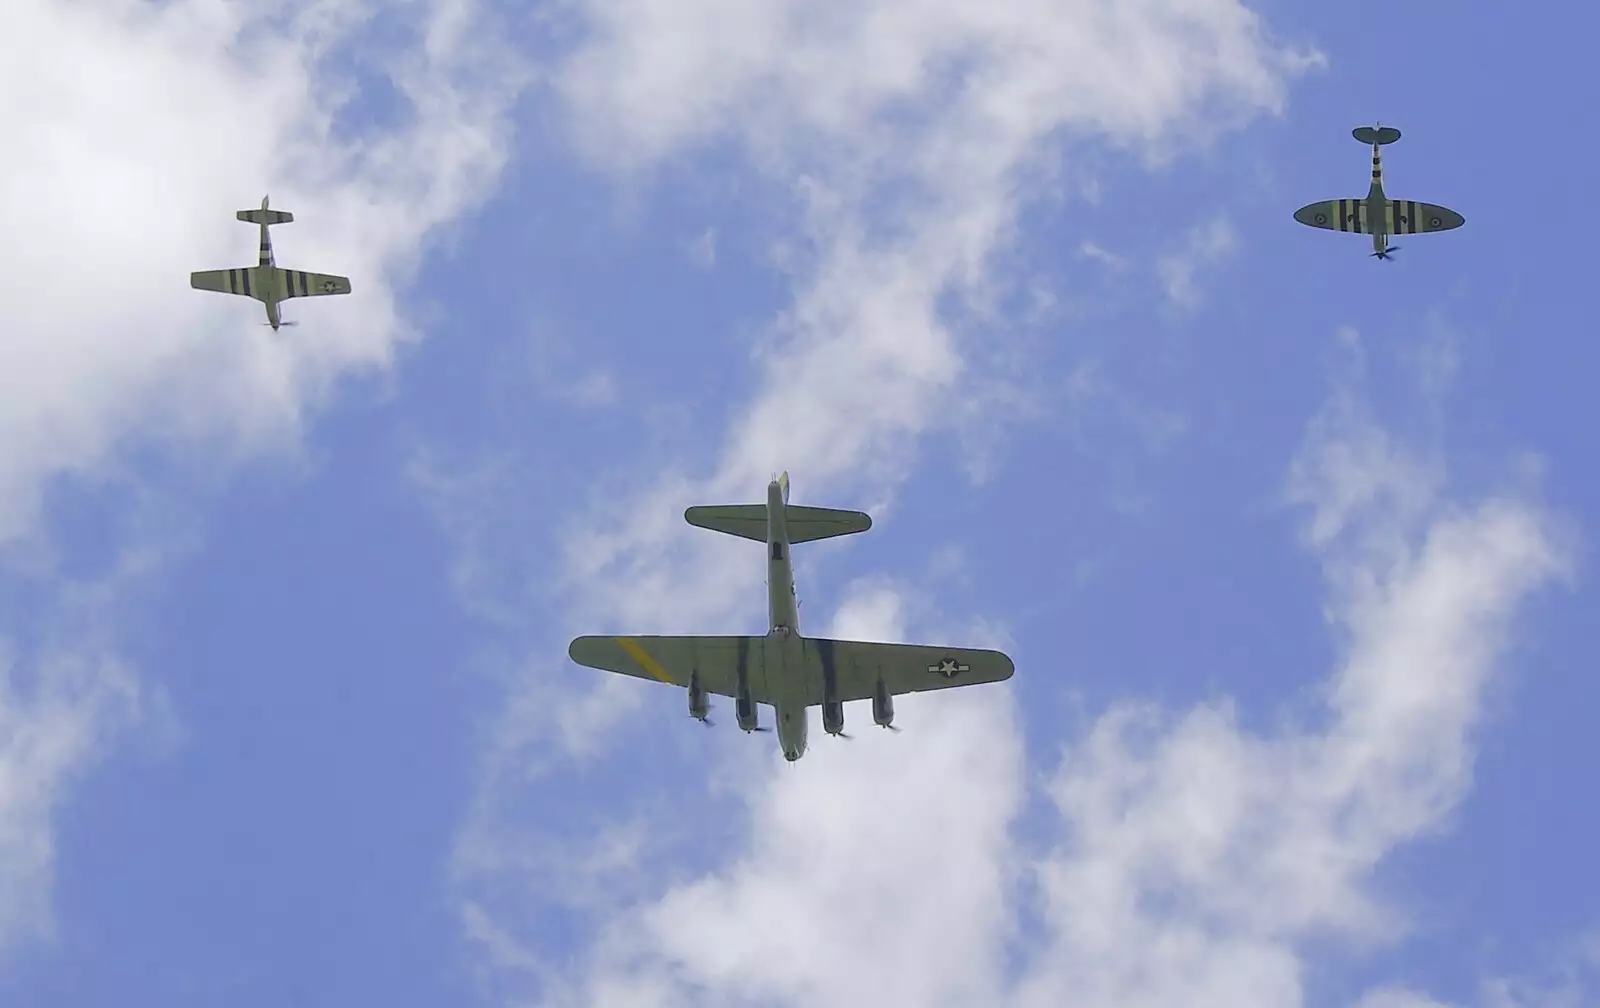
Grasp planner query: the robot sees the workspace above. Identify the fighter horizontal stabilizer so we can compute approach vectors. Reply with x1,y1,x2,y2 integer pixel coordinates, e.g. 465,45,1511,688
238,207,294,226
1353,125,1402,146
685,504,872,543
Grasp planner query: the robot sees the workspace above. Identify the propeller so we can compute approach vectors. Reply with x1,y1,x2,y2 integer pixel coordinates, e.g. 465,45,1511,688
830,730,854,740
881,723,902,733
265,320,300,327
1371,246,1400,261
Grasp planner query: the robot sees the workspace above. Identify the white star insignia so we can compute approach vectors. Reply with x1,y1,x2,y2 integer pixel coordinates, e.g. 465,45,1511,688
927,657,970,677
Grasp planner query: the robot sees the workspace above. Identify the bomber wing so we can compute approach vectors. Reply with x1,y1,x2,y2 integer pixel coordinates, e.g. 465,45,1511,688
567,634,1014,706
568,634,757,698
810,637,1014,703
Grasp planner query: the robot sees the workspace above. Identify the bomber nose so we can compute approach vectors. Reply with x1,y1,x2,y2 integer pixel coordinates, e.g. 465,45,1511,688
784,750,800,762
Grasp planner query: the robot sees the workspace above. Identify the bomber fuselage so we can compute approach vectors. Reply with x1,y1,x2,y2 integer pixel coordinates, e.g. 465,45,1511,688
764,477,809,761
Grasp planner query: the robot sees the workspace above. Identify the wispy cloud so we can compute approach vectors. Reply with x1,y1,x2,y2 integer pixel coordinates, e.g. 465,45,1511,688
1158,214,1239,306
685,227,718,269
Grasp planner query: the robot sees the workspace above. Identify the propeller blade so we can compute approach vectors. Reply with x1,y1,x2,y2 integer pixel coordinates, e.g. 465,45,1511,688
881,723,902,733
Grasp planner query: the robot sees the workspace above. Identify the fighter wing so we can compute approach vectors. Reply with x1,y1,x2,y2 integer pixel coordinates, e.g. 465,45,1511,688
1294,199,1378,233
190,268,256,296
1386,200,1465,234
277,268,352,299
568,634,761,698
812,637,1014,703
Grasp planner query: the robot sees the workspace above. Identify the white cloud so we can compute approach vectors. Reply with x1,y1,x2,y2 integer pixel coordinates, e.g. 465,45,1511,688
1477,931,1600,1008
0,0,524,953
0,530,174,954
686,227,718,269
0,643,139,951
1158,214,1239,306
1356,990,1455,1008
1079,240,1128,270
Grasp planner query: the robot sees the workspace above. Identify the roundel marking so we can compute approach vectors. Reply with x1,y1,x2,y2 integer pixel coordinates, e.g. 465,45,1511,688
1428,215,1443,228
1313,212,1328,225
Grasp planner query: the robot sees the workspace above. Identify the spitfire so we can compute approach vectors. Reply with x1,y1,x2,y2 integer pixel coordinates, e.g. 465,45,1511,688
1294,125,1465,261
190,196,352,329
567,473,1016,762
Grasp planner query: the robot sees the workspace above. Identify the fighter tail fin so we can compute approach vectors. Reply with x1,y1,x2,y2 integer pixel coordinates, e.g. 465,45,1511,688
685,504,872,544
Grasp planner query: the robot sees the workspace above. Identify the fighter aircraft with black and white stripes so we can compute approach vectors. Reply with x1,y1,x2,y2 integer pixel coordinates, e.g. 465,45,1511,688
1294,125,1465,261
567,473,1015,762
190,196,351,329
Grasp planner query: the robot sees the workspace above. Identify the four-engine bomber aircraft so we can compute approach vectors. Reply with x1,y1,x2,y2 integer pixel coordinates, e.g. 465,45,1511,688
190,196,352,329
1294,125,1465,260
568,473,1016,762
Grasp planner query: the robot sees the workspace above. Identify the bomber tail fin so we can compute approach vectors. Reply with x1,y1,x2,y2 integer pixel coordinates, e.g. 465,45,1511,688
685,503,872,544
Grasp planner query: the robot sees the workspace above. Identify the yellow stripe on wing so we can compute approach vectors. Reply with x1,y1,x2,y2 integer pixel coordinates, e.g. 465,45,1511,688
615,636,676,684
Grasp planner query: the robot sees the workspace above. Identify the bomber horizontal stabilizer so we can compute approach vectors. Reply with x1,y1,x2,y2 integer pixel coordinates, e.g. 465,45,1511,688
685,504,872,543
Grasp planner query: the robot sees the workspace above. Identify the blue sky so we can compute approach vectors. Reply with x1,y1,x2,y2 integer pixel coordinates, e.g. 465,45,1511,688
2,1,1597,1006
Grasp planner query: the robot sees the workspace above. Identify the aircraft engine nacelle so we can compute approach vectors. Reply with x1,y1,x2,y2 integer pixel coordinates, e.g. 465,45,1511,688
688,673,710,722
736,690,759,732
823,699,845,736
872,679,894,729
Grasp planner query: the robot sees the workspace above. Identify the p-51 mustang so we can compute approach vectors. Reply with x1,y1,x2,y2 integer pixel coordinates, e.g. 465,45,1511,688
1294,125,1464,260
568,473,1016,762
190,196,351,329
